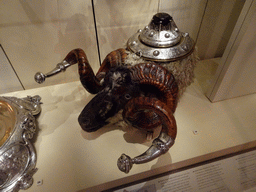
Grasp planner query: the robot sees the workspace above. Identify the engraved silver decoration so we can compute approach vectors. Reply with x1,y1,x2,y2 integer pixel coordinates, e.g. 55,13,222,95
127,13,195,62
117,132,174,173
0,95,41,192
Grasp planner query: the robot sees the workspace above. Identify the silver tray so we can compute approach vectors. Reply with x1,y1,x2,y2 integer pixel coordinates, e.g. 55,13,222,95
0,95,41,192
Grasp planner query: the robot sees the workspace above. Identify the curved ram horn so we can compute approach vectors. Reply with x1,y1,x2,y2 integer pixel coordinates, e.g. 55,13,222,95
118,97,177,173
65,48,102,94
128,63,178,130
34,48,128,94
96,48,128,81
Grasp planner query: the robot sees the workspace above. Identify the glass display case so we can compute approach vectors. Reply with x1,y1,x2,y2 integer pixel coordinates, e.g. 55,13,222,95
0,0,255,191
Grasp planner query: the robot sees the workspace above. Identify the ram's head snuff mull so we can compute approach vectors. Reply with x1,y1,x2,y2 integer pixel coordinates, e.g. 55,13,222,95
34,13,198,173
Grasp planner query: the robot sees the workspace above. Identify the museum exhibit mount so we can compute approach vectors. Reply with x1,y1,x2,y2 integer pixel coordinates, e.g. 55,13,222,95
34,12,198,173
0,96,41,191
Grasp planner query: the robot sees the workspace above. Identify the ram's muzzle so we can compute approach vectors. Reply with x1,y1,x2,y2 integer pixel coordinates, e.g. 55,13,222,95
78,89,118,132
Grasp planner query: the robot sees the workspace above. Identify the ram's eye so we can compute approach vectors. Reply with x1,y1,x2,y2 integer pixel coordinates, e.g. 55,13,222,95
116,77,123,84
125,94,132,100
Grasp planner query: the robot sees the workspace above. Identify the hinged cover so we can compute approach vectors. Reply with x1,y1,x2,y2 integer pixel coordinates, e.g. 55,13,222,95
127,13,195,62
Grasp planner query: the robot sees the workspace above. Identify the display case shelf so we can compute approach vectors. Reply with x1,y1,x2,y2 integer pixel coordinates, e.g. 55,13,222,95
1,59,255,192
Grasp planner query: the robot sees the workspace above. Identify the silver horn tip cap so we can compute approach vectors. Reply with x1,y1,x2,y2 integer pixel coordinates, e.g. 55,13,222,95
34,72,45,84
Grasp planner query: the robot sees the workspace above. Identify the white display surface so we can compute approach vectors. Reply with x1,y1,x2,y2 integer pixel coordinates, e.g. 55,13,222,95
1,67,256,191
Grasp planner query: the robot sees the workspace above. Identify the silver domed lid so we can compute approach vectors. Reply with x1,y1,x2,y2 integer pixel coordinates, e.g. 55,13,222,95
127,13,195,62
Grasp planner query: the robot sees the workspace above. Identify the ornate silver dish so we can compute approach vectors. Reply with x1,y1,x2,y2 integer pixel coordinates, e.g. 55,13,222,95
0,95,41,192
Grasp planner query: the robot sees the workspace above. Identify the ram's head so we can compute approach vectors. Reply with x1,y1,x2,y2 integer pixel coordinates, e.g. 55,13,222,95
35,12,198,173
35,48,179,173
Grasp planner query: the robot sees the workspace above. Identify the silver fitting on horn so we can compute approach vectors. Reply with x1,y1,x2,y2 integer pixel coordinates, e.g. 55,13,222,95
117,132,175,173
34,60,71,84
127,12,195,62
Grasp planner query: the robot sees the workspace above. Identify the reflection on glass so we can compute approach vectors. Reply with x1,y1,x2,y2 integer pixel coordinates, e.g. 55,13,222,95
0,101,16,147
